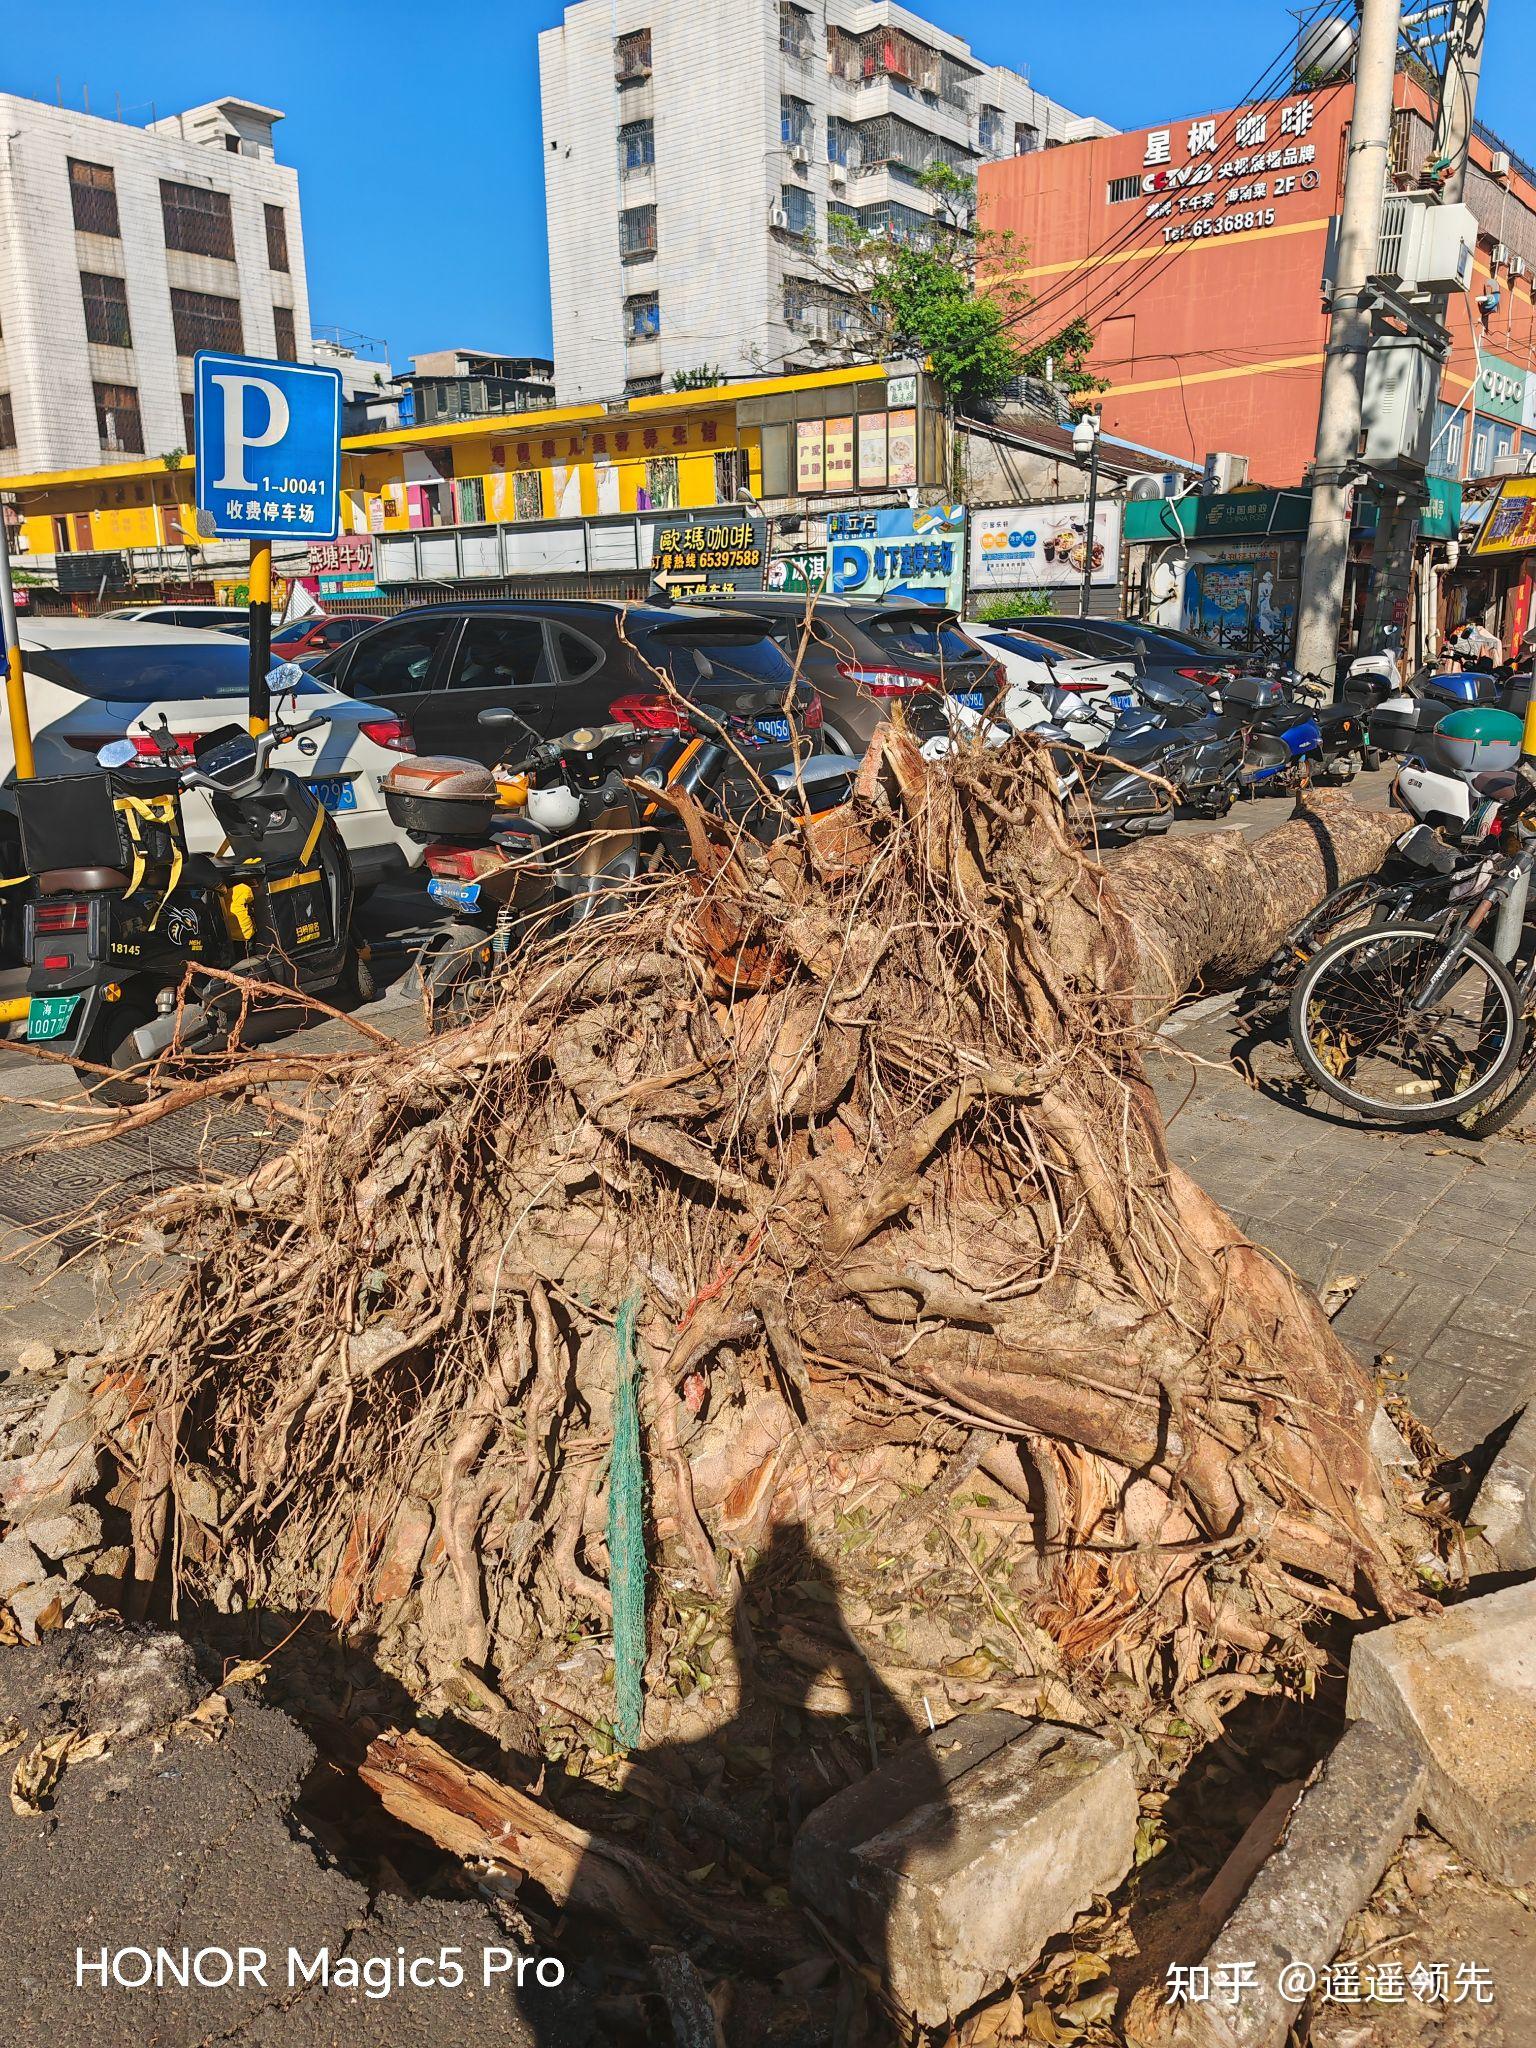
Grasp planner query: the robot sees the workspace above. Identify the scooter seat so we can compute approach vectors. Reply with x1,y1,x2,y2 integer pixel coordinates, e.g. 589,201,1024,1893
36,866,129,894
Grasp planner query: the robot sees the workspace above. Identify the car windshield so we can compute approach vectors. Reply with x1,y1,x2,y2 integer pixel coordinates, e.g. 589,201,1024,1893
988,632,1074,664
866,617,981,665
48,642,323,703
631,626,795,690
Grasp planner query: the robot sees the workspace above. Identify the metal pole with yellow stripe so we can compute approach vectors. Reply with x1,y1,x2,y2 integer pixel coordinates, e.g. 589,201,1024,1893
248,539,273,737
0,509,35,780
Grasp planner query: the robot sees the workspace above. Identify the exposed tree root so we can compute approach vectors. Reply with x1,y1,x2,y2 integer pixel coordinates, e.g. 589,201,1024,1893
79,733,1420,1751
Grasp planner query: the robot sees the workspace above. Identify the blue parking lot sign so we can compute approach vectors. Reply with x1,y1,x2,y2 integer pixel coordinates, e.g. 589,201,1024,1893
194,352,342,542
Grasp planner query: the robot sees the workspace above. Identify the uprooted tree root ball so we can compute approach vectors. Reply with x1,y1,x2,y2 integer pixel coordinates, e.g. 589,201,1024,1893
86,730,1422,1745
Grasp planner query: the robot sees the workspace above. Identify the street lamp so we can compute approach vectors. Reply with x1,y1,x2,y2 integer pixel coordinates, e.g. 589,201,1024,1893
1072,411,1102,620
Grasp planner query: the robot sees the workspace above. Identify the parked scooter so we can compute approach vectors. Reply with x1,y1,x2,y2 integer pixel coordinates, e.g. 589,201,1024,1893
385,708,858,1027
1344,656,1506,757
17,706,366,1098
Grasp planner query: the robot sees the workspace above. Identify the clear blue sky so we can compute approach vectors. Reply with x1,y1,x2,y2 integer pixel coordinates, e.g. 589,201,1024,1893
8,1,1528,369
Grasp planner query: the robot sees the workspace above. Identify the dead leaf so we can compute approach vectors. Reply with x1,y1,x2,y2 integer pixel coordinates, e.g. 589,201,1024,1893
220,1657,268,1687
10,1729,109,1815
0,1717,25,1760
1058,1987,1117,2029
942,1651,997,1682
1022,2004,1073,2046
174,1692,231,1740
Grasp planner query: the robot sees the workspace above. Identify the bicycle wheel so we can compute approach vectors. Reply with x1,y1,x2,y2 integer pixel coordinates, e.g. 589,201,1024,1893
1243,876,1393,1013
1460,1037,1536,1136
1288,920,1525,1123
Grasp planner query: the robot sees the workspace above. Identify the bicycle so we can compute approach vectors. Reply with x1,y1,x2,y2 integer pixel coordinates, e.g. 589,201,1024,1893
1287,821,1536,1126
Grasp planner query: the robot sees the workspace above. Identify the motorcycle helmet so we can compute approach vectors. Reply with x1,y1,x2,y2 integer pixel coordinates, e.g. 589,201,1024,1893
1432,707,1523,777
525,782,583,831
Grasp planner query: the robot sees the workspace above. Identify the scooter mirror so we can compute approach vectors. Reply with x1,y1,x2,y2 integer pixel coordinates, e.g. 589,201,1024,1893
265,661,306,695
96,738,140,769
478,705,533,730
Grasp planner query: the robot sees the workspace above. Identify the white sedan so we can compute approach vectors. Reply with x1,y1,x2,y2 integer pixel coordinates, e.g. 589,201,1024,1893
962,619,1138,706
0,619,421,891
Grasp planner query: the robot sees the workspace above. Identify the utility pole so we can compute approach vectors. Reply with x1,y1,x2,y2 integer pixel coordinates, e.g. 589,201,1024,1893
1293,0,1405,686
1363,0,1486,657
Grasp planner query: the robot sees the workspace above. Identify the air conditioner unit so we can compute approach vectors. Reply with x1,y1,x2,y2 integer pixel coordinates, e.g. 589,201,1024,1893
1493,241,1510,269
1490,149,1512,178
828,161,847,187
1492,449,1521,476
1371,192,1478,297
1199,451,1250,495
791,147,810,172
770,205,790,228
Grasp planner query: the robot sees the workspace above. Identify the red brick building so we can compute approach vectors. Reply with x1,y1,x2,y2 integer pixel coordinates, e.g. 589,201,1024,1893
979,76,1536,490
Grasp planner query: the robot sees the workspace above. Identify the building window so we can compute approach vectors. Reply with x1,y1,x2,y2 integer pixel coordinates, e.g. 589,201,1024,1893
273,305,297,360
828,204,859,250
0,392,14,449
978,106,1005,155
615,28,652,81
1429,400,1465,479
160,179,236,260
512,471,543,521
455,475,487,522
1014,122,1039,155
781,96,812,155
170,286,243,356
777,185,814,241
264,203,290,271
80,270,132,348
181,391,196,449
1107,174,1142,204
714,448,749,501
827,117,855,169
780,3,812,58
94,381,144,454
619,204,657,261
619,120,655,173
625,375,663,396
625,292,660,340
644,455,679,509
69,158,120,238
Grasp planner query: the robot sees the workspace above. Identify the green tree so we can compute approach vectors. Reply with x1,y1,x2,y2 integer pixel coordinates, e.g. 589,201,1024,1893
817,164,1102,417
669,363,727,391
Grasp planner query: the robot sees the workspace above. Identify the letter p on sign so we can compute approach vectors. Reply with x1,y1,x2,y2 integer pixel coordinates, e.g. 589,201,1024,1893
194,351,343,542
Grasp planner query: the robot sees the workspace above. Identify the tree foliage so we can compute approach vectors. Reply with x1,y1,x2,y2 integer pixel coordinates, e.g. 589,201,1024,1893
816,164,1103,415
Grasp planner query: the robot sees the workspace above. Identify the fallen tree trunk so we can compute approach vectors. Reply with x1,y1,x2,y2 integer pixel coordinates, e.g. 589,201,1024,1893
82,733,1419,1740
1106,790,1405,1024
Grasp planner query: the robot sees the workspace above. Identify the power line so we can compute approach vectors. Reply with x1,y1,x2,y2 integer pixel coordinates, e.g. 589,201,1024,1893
1012,0,1355,340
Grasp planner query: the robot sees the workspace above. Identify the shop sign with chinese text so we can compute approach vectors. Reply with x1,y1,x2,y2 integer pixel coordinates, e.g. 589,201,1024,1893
827,504,965,608
650,514,768,591
1119,95,1330,250
969,501,1121,590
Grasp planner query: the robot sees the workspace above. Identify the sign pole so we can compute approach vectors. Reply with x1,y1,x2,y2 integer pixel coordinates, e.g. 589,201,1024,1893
248,539,272,736
0,516,34,781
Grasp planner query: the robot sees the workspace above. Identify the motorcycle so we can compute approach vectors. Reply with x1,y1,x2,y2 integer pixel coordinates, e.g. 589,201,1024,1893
16,707,366,1098
385,709,858,1028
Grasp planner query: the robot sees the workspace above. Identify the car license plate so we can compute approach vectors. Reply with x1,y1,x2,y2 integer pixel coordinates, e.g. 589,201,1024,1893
427,877,481,913
27,994,83,1042
1109,691,1134,711
953,690,987,711
308,777,357,812
753,716,791,744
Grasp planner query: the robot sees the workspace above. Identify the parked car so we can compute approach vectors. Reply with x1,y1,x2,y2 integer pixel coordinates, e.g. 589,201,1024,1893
218,614,385,657
105,604,252,631
962,619,1137,701
0,621,420,911
307,599,821,771
697,593,1002,753
999,615,1237,700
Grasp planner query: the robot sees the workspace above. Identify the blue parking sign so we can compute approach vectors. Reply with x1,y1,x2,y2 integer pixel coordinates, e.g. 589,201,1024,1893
194,352,342,542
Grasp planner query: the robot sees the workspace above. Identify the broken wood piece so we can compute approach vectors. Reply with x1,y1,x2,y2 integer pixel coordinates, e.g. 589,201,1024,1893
360,1728,813,1962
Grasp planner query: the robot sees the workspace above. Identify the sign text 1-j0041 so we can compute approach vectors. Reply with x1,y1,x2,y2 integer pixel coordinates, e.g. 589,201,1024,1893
194,352,343,542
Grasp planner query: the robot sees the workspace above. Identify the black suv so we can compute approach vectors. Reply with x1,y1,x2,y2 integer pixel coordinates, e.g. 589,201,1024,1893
713,593,1002,752
307,600,822,768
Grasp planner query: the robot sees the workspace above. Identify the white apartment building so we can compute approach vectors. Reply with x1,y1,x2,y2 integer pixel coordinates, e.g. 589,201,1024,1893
539,0,1111,404
0,92,312,478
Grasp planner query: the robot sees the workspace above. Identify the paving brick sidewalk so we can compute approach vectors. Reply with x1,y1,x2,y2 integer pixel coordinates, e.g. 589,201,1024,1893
1154,1005,1536,1456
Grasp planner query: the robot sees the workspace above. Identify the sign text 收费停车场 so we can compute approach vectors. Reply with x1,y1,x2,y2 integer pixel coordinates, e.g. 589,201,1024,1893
194,352,343,542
